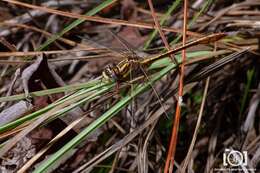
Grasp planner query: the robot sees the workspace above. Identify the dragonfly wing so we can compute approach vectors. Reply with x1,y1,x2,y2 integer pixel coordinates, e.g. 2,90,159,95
80,35,126,59
107,29,147,60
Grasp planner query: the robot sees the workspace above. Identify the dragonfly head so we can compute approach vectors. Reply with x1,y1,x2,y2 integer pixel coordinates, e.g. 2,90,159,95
102,64,120,82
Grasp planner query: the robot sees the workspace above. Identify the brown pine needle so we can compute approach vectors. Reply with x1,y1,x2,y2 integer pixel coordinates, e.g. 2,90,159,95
1,23,91,48
164,0,188,172
0,49,110,57
147,0,178,64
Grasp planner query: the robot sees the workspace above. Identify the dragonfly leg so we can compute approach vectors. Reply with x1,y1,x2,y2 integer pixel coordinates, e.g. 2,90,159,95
115,82,120,96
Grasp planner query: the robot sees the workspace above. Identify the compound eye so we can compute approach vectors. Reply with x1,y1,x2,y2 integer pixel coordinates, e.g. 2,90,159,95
104,69,112,78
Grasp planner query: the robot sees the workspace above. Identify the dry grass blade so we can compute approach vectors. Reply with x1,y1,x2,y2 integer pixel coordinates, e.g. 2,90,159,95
138,118,158,173
198,0,259,31
180,77,210,172
0,121,30,140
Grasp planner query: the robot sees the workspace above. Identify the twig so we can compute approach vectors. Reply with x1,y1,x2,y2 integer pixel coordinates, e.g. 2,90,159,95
164,0,188,172
0,37,17,52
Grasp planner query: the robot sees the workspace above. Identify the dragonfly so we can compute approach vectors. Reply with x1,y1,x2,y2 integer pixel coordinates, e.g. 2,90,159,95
102,32,226,82
98,31,226,129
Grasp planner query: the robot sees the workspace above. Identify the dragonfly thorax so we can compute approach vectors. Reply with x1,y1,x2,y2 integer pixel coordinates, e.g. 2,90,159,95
102,58,140,82
102,64,121,81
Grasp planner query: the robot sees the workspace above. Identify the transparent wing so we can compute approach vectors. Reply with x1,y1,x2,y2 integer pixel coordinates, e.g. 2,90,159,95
108,30,141,59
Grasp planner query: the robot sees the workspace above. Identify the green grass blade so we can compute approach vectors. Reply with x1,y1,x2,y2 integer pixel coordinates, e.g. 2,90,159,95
240,68,255,116
149,50,211,69
0,79,100,102
189,0,213,27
